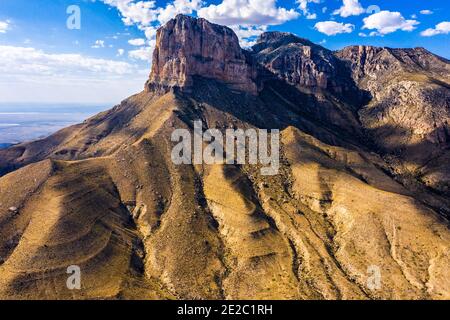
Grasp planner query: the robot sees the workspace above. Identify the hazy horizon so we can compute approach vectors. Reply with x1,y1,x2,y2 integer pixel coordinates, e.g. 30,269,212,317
0,103,108,144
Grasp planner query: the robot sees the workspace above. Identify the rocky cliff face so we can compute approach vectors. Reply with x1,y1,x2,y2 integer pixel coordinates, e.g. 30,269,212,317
253,32,329,89
337,45,450,84
253,32,360,99
148,14,257,94
251,31,369,140
337,46,450,193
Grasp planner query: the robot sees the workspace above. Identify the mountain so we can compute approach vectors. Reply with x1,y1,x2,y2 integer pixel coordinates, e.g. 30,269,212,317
0,14,449,300
337,46,450,194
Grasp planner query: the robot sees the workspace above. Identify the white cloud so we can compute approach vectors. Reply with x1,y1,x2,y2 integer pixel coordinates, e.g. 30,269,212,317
296,0,320,19
420,10,433,15
231,25,268,47
296,0,320,12
198,1,299,47
362,11,419,35
129,46,154,61
102,0,203,27
102,0,158,26
0,20,10,33
421,21,450,37
314,21,354,36
198,0,299,26
128,38,146,46
0,45,146,103
117,48,125,56
143,26,158,40
333,0,365,18
0,46,135,76
157,0,203,24
92,40,105,48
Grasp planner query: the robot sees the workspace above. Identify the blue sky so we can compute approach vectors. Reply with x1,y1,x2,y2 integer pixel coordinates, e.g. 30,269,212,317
0,0,448,104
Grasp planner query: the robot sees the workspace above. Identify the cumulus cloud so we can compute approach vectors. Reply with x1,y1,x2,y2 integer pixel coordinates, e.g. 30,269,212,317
421,21,450,37
0,45,135,76
314,21,354,36
198,0,299,26
129,46,154,61
157,0,203,24
102,0,203,27
296,0,320,19
420,10,433,15
128,38,146,46
102,0,158,26
0,20,10,33
362,11,419,35
117,48,125,56
231,25,268,47
197,0,299,46
333,0,365,18
0,45,147,103
296,0,320,12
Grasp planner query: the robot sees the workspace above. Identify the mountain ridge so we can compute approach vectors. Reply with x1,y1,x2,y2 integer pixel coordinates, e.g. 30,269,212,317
0,14,449,300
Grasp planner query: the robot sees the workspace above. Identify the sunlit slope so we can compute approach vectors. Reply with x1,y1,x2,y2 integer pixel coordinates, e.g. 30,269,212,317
0,88,448,299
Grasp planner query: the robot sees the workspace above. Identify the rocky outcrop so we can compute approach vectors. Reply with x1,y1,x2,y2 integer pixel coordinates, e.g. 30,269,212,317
147,14,257,94
250,31,367,138
252,32,363,104
336,46,400,84
253,32,330,90
337,45,450,193
337,45,450,84
337,45,450,154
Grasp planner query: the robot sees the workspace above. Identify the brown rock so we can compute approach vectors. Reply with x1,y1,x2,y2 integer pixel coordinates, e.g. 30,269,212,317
252,32,361,98
337,45,450,154
147,14,257,94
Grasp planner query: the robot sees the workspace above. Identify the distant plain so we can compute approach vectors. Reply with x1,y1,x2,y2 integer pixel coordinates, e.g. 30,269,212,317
0,104,108,145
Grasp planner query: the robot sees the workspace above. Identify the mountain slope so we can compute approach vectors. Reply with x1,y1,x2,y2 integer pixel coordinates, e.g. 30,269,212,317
337,46,450,195
0,14,449,300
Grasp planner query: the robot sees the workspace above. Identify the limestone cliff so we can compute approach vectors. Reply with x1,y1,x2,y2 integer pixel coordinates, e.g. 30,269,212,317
147,14,257,94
